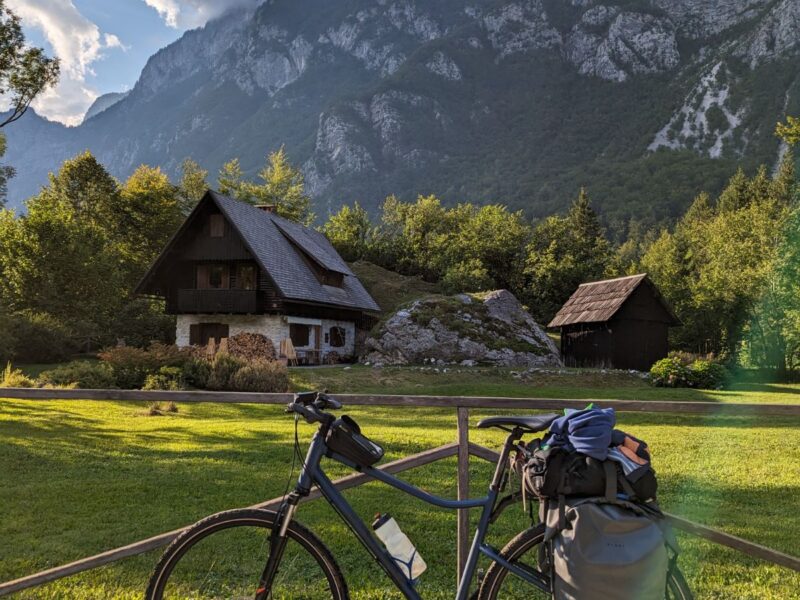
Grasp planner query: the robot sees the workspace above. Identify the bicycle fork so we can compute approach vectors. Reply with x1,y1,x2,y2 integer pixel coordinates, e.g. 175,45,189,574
254,496,299,600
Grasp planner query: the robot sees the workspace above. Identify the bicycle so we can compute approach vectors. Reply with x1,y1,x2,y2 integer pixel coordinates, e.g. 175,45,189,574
146,391,693,599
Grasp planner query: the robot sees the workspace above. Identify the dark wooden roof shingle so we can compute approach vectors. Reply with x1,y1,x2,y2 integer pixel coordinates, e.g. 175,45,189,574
211,191,379,312
548,273,678,327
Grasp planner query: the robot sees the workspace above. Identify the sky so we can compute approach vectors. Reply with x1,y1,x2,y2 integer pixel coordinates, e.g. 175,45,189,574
9,0,260,126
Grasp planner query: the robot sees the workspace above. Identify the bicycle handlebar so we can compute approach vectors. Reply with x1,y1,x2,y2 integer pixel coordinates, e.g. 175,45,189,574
287,391,341,424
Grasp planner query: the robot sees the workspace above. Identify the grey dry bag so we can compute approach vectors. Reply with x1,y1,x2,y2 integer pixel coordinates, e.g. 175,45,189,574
544,497,676,600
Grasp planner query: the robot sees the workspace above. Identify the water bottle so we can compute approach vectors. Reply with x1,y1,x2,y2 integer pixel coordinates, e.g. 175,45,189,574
372,513,427,581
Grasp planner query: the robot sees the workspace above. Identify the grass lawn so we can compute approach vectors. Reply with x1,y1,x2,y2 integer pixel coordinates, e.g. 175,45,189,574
1,367,799,599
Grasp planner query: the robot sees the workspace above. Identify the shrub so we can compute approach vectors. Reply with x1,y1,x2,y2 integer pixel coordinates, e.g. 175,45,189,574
230,360,289,392
98,346,157,389
9,312,77,363
146,342,194,368
649,357,691,387
99,343,194,389
0,312,16,364
0,362,35,388
207,353,247,390
688,359,729,389
143,366,186,391
183,357,211,389
39,361,115,389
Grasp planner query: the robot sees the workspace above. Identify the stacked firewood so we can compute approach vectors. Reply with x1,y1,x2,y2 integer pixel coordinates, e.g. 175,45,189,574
226,332,277,361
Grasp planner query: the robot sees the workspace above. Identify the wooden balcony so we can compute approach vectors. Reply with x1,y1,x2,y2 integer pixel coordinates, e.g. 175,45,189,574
176,289,258,314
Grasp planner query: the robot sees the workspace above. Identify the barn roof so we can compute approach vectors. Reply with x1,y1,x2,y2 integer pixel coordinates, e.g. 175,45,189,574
547,273,679,328
138,191,380,313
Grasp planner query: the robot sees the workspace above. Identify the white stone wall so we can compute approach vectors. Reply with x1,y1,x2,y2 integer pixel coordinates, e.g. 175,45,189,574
176,314,286,355
176,314,356,359
320,319,356,357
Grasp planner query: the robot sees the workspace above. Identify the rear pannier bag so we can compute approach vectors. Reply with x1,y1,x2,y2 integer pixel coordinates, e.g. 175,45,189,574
544,498,671,600
325,415,384,466
524,445,658,504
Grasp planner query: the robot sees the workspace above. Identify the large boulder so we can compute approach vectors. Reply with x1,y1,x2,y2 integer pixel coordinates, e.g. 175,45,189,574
363,290,562,367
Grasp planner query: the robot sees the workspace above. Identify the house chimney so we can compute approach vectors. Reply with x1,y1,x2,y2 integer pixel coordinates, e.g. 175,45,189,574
255,204,276,213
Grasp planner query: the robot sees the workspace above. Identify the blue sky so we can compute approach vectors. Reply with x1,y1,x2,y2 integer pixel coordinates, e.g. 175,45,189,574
23,1,182,96
10,0,259,125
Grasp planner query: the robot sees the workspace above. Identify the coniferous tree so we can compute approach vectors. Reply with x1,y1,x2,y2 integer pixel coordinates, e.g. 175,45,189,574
217,158,247,200
177,158,208,213
522,188,612,322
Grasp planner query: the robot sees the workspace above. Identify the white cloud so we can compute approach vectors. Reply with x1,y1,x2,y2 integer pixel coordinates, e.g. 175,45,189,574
8,0,125,125
143,0,260,29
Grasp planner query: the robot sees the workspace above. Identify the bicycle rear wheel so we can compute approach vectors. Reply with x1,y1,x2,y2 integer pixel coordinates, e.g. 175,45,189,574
479,524,693,599
146,508,348,600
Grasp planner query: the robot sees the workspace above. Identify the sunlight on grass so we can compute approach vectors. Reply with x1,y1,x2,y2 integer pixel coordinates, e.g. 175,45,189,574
1,368,799,598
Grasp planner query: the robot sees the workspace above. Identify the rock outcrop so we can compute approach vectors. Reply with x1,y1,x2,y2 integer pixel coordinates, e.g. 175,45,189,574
363,290,561,367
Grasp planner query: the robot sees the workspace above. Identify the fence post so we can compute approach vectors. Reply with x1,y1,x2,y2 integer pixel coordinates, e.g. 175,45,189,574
456,406,470,583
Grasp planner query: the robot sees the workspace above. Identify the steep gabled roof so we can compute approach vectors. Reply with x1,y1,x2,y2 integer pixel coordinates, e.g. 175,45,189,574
548,273,679,328
138,191,380,313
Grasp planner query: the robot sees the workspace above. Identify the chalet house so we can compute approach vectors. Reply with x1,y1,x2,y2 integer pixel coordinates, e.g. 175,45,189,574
136,191,380,363
548,274,680,371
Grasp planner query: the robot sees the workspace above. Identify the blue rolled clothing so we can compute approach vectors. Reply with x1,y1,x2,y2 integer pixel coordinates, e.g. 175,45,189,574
543,407,617,460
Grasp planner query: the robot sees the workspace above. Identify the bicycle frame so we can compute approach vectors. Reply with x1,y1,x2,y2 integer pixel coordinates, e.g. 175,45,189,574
267,419,551,600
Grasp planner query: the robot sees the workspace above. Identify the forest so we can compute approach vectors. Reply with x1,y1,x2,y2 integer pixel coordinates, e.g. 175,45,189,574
0,123,798,377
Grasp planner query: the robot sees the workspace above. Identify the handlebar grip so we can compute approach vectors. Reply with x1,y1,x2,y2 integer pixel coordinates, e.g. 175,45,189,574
320,394,342,410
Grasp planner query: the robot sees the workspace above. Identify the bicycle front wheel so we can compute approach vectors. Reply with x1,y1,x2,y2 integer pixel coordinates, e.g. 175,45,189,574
146,508,348,600
479,524,693,599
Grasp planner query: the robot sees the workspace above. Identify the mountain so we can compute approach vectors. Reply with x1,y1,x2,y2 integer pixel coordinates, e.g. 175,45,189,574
82,91,130,123
5,0,800,227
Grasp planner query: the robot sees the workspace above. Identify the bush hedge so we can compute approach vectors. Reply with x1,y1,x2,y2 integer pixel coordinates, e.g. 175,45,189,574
650,355,728,389
94,344,289,392
687,359,729,389
98,343,194,389
143,366,186,391
9,312,77,364
39,361,116,389
230,359,289,392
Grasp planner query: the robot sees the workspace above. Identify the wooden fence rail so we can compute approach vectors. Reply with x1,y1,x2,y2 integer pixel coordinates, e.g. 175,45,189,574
1,389,799,597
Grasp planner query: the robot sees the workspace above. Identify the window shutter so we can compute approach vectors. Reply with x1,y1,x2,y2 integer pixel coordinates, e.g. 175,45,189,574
189,324,200,346
210,214,225,237
196,265,210,289
221,265,230,289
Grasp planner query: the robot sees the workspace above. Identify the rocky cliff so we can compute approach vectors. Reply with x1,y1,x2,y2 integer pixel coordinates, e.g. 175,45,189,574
5,0,799,222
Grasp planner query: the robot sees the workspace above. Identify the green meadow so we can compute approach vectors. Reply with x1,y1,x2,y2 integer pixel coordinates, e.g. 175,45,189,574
1,367,799,599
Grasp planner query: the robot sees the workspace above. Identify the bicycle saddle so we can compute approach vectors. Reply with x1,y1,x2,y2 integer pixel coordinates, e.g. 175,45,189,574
476,414,559,433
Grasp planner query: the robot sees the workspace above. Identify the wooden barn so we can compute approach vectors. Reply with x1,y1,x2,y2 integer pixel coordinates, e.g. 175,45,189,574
548,274,680,371
136,190,380,364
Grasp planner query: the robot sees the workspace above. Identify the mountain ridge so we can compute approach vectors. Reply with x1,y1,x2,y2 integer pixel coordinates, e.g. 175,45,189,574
5,0,799,225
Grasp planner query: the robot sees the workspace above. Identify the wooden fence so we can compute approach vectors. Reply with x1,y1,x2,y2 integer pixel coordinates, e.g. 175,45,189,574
1,389,799,596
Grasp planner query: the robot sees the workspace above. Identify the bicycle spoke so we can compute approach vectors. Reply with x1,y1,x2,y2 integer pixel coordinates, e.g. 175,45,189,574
158,523,334,599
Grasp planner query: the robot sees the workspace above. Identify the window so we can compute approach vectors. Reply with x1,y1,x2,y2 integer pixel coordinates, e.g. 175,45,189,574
197,264,229,289
237,264,256,290
290,324,310,347
210,214,225,237
329,326,346,348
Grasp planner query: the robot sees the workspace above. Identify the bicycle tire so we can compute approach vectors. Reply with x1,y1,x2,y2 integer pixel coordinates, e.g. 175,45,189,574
146,508,349,600
479,523,693,600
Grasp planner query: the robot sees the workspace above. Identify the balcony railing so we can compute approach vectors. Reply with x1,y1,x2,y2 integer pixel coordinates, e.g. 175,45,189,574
176,289,258,314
